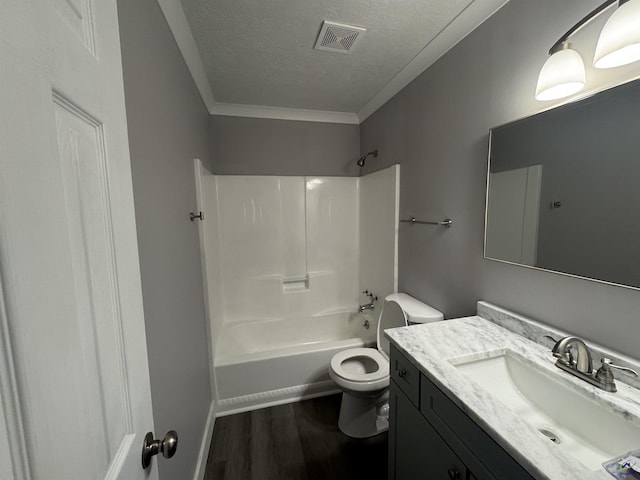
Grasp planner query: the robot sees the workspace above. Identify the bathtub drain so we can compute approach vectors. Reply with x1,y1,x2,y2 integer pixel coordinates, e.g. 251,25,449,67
538,428,561,444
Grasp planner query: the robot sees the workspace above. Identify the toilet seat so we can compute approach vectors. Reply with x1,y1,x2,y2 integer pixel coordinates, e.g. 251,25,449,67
330,347,389,384
329,294,444,438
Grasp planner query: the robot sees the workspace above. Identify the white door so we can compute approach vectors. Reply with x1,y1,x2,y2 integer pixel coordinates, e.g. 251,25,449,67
486,165,543,266
0,0,157,479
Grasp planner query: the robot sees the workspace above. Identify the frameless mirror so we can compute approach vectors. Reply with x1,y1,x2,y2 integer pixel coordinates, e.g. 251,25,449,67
485,78,640,289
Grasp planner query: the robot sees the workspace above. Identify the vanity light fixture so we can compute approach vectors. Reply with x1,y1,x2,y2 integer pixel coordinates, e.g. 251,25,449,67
535,43,586,101
535,0,640,101
595,0,640,68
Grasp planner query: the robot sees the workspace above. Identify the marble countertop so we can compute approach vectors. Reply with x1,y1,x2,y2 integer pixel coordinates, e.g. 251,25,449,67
385,315,640,480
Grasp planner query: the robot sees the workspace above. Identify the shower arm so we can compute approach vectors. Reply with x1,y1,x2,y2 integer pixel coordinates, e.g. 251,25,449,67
357,149,378,167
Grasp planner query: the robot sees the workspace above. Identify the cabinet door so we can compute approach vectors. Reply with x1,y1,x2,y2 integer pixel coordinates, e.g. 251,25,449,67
391,382,466,480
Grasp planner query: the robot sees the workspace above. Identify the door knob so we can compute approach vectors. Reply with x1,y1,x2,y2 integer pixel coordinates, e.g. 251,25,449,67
141,430,178,469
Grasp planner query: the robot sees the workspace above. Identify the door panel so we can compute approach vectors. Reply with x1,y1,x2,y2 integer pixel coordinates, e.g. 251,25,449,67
393,385,466,480
486,165,542,265
0,0,155,478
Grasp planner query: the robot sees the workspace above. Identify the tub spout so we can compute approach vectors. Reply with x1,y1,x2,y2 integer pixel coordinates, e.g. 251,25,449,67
359,290,378,313
358,303,375,313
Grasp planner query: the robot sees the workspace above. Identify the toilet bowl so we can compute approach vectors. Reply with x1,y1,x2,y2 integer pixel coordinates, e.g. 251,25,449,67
329,293,443,438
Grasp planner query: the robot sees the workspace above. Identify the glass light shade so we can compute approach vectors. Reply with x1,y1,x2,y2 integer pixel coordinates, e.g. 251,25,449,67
535,48,586,101
594,0,640,68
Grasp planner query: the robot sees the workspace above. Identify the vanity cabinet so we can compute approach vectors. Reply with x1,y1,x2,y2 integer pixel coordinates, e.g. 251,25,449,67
390,383,466,479
388,346,535,480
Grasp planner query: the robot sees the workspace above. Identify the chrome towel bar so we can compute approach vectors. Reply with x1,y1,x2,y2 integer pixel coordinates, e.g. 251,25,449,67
400,217,453,228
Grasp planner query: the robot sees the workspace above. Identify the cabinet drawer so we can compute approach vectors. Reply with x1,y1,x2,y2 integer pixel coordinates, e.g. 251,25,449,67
390,345,420,407
420,375,534,480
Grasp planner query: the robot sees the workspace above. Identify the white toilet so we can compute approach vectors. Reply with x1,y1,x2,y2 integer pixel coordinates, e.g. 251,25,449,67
329,293,443,438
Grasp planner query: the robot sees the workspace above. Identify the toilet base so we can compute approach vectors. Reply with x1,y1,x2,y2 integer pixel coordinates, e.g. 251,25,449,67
337,390,389,438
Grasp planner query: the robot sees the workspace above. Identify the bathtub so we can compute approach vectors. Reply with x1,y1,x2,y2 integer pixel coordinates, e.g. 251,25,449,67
215,311,376,415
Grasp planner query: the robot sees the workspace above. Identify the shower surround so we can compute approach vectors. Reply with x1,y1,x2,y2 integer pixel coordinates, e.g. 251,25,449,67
196,164,399,414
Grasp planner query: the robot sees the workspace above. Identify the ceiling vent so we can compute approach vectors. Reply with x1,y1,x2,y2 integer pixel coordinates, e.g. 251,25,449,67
314,21,366,54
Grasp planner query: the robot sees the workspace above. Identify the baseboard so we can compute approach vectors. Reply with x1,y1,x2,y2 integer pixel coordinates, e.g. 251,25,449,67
216,380,340,417
193,400,216,480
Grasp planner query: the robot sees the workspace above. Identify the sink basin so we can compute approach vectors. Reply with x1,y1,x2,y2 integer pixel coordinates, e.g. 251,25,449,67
451,350,640,471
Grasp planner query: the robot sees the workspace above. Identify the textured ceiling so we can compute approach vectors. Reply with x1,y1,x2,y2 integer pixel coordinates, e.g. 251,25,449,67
180,0,474,113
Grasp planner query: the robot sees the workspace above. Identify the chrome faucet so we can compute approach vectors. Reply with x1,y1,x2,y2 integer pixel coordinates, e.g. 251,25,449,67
552,336,593,374
359,290,378,313
550,336,639,392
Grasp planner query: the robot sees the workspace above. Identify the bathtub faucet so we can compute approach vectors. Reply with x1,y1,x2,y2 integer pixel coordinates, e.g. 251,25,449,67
359,303,375,313
359,290,378,313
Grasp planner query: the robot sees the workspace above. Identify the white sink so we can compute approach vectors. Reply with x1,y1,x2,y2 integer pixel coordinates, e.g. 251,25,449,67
451,350,640,471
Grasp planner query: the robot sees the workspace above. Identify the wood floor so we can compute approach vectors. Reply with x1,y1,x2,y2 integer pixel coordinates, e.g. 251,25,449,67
205,394,388,480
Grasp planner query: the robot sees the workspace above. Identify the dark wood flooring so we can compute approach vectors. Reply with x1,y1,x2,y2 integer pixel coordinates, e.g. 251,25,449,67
204,394,388,480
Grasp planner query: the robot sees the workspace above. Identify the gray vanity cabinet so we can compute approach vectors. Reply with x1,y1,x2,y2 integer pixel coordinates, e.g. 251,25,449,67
390,383,466,479
388,346,535,480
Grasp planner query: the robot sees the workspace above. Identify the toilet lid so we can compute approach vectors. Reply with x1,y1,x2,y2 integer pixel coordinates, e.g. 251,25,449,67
330,348,389,382
377,300,407,356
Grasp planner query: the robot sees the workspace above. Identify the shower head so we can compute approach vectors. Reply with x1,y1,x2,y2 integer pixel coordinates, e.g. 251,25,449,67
357,149,378,167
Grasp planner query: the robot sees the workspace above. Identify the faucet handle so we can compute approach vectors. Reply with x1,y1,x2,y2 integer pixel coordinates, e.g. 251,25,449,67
598,358,639,377
595,358,639,392
546,335,572,365
362,290,378,302
553,350,574,367
550,337,574,366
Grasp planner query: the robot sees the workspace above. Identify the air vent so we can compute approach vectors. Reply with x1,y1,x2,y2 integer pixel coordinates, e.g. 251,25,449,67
314,21,366,54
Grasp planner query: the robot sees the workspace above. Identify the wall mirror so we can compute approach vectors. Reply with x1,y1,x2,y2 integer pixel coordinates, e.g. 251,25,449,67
485,78,640,289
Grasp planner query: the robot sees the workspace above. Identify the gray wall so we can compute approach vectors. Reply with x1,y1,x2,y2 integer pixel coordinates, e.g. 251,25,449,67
117,0,213,478
210,115,360,176
360,0,640,358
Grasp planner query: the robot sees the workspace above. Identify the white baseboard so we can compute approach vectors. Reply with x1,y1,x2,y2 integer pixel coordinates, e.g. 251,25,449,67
193,400,216,480
216,380,340,417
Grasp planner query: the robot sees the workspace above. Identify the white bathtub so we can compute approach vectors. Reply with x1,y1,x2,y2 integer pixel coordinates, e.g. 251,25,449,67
215,311,376,415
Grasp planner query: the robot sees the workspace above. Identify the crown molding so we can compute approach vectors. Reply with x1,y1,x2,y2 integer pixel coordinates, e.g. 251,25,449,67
156,0,216,111
157,0,508,125
156,0,358,124
211,103,360,124
357,0,509,122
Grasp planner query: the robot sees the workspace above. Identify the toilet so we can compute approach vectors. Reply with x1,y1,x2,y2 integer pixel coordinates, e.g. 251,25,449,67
329,293,443,438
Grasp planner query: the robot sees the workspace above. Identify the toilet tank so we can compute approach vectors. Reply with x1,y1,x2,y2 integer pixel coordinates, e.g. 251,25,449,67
384,293,443,325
